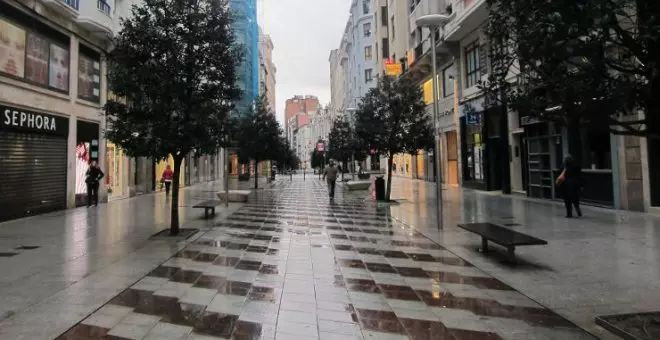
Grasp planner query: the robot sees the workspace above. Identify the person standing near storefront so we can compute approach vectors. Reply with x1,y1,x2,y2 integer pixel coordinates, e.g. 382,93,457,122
85,161,104,207
556,155,583,218
161,164,174,196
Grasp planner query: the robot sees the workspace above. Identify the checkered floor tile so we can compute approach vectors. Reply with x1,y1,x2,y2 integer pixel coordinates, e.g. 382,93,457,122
56,180,594,340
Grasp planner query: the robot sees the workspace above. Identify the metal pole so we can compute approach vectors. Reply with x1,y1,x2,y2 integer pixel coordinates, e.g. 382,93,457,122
430,28,444,228
351,153,355,181
224,147,229,207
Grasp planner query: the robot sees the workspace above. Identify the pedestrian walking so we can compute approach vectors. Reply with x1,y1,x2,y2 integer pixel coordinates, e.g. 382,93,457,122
85,161,104,207
323,161,339,199
161,164,174,196
556,155,583,218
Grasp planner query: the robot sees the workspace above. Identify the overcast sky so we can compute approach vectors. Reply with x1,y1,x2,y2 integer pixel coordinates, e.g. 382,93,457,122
258,0,352,124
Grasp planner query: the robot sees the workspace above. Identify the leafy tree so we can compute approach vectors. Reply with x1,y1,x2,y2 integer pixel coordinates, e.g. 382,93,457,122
233,94,282,189
328,116,353,179
275,136,293,171
355,76,431,201
485,0,660,141
105,0,241,235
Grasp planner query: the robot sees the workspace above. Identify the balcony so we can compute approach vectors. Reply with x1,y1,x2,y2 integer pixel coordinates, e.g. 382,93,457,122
444,0,488,42
77,0,114,39
41,0,79,19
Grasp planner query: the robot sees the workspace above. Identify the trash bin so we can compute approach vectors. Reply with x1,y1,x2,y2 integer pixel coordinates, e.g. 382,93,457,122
375,176,385,201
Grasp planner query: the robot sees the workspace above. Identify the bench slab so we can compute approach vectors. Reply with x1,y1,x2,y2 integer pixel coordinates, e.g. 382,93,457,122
457,223,547,247
457,222,547,262
344,181,371,191
193,200,222,219
216,190,251,203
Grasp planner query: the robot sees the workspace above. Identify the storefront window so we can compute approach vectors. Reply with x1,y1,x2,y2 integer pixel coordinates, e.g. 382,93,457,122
464,117,484,181
582,130,611,170
0,16,70,92
78,45,101,102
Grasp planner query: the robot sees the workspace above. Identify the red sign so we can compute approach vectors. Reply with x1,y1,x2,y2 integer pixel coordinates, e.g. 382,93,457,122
316,142,325,152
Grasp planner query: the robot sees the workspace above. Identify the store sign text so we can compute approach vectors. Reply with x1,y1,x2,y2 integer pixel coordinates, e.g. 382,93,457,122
0,104,68,136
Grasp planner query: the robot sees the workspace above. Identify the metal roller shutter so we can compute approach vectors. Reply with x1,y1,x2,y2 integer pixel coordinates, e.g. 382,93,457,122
0,132,67,222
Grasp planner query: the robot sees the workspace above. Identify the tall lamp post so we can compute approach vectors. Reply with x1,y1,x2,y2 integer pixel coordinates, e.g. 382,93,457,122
416,14,453,228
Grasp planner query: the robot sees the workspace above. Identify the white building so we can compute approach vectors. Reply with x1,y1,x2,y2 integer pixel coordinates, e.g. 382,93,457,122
309,106,333,146
339,0,377,121
0,0,115,221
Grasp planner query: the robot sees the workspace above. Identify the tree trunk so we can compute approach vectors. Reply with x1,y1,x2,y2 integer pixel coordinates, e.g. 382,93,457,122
254,160,259,189
386,155,394,202
499,99,511,194
170,154,184,236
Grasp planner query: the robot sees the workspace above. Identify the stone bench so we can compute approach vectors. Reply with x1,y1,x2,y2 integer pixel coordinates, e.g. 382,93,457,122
193,200,222,219
457,222,548,262
216,190,251,203
344,181,371,191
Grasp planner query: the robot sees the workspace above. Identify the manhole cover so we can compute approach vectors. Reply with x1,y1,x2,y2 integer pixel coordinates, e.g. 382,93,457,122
596,312,660,340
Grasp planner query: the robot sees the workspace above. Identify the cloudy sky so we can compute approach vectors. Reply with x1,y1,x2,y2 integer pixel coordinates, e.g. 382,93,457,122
258,0,352,124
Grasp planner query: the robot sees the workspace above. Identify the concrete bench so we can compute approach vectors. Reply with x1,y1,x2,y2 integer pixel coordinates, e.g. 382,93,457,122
344,181,371,191
216,190,251,203
193,200,222,219
457,222,548,262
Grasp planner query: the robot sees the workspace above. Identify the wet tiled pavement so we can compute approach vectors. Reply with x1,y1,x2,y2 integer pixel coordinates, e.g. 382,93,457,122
56,180,595,340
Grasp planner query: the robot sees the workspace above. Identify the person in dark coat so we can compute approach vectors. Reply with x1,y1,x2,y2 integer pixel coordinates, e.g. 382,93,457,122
556,155,582,218
85,161,105,207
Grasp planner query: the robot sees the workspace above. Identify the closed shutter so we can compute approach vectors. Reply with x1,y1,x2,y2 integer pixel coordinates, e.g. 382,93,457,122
0,132,67,222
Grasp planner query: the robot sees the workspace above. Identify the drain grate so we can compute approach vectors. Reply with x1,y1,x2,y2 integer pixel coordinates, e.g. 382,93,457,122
14,246,40,250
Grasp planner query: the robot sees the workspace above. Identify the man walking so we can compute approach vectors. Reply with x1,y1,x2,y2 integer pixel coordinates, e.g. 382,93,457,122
323,160,339,198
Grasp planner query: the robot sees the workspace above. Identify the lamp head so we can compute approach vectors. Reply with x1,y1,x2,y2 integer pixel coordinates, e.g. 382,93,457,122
416,14,453,27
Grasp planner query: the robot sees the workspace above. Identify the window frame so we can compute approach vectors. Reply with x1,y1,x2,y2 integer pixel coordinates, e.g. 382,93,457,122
364,68,373,83
363,22,371,37
364,46,372,60
464,41,480,88
442,64,454,98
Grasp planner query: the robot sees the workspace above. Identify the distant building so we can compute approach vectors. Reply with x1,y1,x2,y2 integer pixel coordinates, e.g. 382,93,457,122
284,95,320,132
259,27,276,113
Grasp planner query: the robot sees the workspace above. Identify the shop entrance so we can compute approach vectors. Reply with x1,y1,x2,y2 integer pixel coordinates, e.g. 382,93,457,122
446,131,459,185
0,132,67,221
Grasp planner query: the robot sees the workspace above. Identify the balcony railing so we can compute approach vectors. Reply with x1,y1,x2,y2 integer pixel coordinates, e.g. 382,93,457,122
63,0,79,10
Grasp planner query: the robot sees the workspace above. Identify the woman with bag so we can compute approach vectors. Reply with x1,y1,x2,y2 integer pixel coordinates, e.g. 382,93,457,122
556,155,582,218
161,164,174,196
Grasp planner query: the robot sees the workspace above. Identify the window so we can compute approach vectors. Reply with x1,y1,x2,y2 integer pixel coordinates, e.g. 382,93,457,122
382,38,390,58
465,41,480,88
364,46,372,60
365,69,373,82
363,0,370,14
97,0,111,15
381,6,388,26
78,44,101,102
363,23,371,37
391,17,395,40
0,16,70,92
442,65,454,97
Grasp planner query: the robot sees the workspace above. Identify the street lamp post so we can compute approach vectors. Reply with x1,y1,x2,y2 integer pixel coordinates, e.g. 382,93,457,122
416,14,453,228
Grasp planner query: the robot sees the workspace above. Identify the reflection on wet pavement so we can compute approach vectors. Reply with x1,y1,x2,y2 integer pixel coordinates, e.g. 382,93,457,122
56,179,595,340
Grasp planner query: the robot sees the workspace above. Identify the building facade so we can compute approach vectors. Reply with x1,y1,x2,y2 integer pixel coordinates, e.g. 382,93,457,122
284,95,319,133
0,0,113,221
259,27,276,112
328,49,346,119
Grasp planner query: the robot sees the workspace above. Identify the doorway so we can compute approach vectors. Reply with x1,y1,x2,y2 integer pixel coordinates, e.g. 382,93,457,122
446,131,459,185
